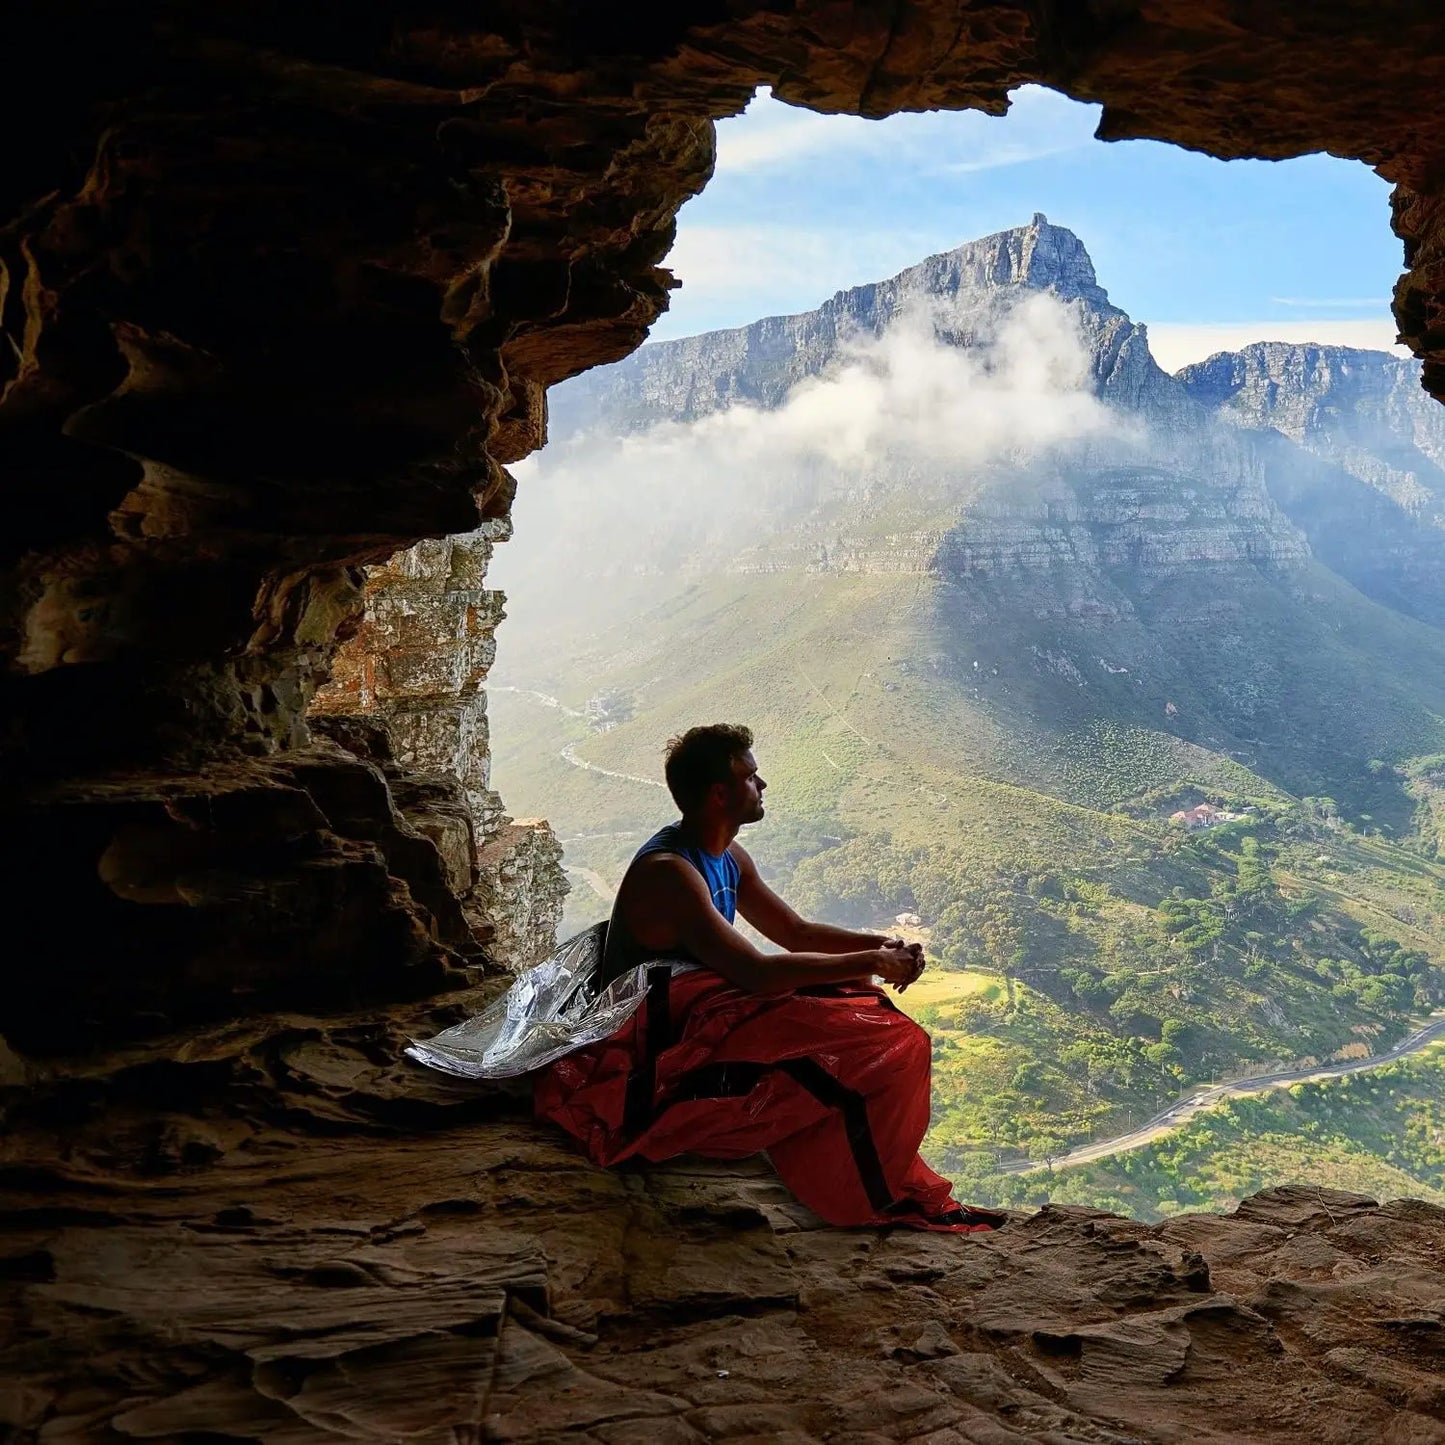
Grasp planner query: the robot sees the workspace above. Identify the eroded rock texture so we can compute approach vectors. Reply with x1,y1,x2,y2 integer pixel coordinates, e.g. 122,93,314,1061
6,3,1445,1438
311,527,566,971
6,1,1445,1027
6,1044,1445,1445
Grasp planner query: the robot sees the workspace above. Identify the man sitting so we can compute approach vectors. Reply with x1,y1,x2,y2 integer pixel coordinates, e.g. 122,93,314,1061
535,723,1005,1232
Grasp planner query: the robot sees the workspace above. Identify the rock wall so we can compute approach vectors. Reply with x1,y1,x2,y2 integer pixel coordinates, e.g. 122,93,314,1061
1181,343,1445,624
7,4,1445,1042
312,526,567,971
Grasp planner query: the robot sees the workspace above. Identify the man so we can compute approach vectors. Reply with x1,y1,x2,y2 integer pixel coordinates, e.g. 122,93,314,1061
535,723,1005,1233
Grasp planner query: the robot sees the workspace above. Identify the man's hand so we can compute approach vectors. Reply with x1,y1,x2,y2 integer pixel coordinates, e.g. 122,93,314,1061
871,940,926,992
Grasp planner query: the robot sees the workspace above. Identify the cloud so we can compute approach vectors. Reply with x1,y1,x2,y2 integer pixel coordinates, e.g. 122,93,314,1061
1269,296,1391,309
651,86,1100,341
658,223,938,310
714,85,1097,177
722,295,1113,469
1145,320,1409,374
498,295,1120,601
713,103,879,172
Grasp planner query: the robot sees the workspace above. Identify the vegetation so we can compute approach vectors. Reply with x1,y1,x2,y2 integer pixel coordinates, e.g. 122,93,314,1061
950,1042,1445,1220
491,553,1445,1217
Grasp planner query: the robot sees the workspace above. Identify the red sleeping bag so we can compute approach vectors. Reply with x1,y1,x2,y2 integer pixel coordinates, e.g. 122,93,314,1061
535,966,1005,1232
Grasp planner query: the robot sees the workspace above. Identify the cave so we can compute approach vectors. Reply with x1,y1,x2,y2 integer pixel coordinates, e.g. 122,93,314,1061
5,4,1445,1438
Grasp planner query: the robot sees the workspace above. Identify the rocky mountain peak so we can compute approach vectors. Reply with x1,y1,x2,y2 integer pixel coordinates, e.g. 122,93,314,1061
879,212,1110,312
549,216,1129,434
1177,338,1445,501
1174,338,1445,619
1178,341,1418,421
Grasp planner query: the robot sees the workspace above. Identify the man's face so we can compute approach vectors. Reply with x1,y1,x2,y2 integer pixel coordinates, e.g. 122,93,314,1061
724,749,767,825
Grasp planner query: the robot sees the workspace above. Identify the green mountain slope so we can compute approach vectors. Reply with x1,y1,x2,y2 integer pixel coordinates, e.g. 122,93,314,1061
987,1040,1445,1220
490,219,1445,1214
492,564,1445,1159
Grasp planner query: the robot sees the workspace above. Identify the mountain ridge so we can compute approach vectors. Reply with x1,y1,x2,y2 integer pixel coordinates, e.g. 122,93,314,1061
538,215,1310,590
550,215,1152,434
1178,339,1445,624
492,218,1445,1215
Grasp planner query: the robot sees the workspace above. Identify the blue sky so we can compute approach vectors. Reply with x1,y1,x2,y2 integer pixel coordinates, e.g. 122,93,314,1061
652,87,1406,371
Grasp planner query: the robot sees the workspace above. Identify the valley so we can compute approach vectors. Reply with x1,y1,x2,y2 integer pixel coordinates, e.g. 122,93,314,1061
490,216,1445,1217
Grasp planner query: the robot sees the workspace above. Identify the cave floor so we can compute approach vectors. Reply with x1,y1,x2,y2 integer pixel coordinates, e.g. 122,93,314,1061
5,1020,1444,1445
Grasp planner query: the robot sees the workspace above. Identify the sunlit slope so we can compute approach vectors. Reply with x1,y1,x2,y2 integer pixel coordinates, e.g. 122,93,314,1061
487,215,1445,1214
492,557,1445,1212
494,560,1445,932
496,553,1445,842
1015,1040,1445,1220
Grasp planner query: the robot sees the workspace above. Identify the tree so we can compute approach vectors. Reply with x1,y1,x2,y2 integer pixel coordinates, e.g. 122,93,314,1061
1030,1133,1068,1175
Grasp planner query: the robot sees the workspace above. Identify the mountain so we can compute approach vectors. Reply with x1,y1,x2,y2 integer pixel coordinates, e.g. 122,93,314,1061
553,216,1130,430
516,216,1445,818
1179,342,1445,625
490,217,1445,1213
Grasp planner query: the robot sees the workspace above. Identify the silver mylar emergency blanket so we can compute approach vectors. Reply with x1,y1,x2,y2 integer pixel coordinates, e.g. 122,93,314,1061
404,922,696,1080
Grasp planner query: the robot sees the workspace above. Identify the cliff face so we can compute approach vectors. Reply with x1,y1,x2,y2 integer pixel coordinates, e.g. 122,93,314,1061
1181,344,1445,624
311,527,567,973
555,217,1115,430
550,216,1312,596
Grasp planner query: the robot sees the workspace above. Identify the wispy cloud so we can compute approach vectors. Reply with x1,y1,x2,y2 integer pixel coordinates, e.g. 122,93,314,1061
1145,320,1408,373
660,223,938,308
1269,296,1391,309
504,296,1119,598
713,85,1097,177
713,104,876,172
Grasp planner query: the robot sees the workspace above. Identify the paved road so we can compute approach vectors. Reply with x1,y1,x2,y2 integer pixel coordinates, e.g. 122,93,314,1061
567,864,614,904
558,743,664,789
1001,1012,1445,1175
492,684,582,717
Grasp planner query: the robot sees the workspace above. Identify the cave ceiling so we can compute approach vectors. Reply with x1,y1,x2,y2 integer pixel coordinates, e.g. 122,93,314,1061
0,0,1440,1044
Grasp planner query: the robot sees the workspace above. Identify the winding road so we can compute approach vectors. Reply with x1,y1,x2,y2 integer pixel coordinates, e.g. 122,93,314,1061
558,744,665,789
491,685,582,717
1002,1012,1445,1175
494,684,664,788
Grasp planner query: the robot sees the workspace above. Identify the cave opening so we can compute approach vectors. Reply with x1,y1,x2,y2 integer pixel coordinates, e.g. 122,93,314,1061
6,6,1445,1435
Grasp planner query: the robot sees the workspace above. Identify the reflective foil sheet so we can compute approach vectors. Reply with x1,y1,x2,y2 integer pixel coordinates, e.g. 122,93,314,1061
405,923,694,1079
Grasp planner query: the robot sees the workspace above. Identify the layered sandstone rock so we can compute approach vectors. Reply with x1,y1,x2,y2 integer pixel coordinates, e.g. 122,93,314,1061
7,2,1445,1035
5,1041,1443,1445
311,526,567,971
313,528,510,834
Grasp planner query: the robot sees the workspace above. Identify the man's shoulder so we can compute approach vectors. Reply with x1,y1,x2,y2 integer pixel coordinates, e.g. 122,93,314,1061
626,849,701,890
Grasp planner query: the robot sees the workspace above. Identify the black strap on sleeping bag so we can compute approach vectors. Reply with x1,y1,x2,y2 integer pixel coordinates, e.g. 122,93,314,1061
622,965,673,1136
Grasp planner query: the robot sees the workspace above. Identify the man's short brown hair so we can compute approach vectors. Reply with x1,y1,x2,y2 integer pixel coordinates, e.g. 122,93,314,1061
663,724,754,812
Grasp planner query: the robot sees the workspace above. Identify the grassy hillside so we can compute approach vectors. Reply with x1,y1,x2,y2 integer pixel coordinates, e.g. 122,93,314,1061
490,557,1445,1213
969,1040,1445,1220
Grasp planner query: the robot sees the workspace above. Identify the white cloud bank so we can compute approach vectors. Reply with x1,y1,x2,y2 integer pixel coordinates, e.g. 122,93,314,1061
498,295,1118,600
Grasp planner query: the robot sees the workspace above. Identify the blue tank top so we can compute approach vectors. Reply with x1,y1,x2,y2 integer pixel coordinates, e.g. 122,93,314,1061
599,822,739,983
632,822,739,923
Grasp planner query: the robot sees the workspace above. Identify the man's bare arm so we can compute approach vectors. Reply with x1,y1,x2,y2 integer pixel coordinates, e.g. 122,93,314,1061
732,842,900,954
637,856,919,995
